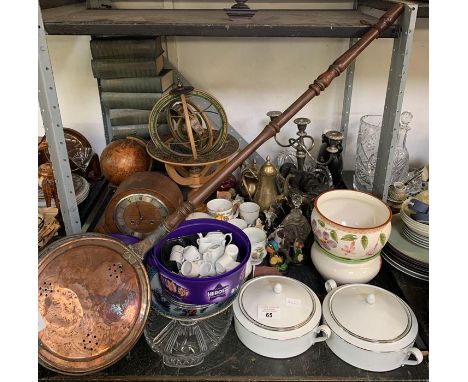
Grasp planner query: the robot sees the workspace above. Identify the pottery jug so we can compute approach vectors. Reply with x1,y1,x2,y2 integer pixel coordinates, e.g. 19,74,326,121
253,156,290,211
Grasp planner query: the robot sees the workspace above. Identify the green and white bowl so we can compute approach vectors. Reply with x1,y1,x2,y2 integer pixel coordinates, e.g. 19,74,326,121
311,190,392,260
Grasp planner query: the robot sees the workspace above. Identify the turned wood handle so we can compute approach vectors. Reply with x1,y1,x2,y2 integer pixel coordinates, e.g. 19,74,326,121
135,2,405,254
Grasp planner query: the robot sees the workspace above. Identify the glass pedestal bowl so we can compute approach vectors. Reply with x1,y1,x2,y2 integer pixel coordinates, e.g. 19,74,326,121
144,305,233,368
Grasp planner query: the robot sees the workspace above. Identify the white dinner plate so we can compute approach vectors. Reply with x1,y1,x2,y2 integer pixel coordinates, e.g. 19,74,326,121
388,214,429,264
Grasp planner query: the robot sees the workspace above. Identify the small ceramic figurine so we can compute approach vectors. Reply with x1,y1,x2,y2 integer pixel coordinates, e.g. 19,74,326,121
263,208,275,231
267,240,288,272
38,162,60,210
255,218,265,230
269,227,285,250
290,239,305,265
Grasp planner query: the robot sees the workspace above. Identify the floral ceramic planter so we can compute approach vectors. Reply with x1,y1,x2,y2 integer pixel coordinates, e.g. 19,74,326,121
311,190,392,260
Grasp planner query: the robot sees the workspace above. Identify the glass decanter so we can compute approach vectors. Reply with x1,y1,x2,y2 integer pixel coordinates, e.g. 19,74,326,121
391,111,412,184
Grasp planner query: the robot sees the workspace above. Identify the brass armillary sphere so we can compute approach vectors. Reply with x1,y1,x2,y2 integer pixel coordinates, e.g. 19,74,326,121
148,81,229,159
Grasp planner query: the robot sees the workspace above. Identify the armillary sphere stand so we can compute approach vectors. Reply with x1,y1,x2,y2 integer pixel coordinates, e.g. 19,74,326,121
148,81,238,196
146,136,239,196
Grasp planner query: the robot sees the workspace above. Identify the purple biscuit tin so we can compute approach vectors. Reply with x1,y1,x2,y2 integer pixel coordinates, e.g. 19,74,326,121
147,219,251,306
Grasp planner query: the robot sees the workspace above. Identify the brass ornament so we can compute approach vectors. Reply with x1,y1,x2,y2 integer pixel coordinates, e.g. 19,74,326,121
252,156,290,211
148,85,229,158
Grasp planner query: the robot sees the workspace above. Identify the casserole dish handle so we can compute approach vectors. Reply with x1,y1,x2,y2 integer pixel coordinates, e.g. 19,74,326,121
325,279,338,292
313,324,331,343
402,347,423,366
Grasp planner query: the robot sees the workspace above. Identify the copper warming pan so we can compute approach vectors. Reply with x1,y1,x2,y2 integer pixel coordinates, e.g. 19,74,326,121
38,234,152,374
38,4,404,374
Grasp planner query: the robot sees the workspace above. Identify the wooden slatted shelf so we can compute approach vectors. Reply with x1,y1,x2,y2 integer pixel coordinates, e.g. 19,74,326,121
41,2,399,38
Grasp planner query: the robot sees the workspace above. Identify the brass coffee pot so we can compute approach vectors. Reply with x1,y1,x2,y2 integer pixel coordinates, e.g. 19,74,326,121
252,156,290,211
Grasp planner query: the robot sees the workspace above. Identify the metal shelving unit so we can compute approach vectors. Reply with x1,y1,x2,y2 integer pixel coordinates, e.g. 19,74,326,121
38,5,81,234
39,0,423,235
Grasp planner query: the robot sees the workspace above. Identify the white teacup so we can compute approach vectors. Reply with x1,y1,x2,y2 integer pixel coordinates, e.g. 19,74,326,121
180,261,200,277
207,199,238,221
244,259,253,280
243,227,267,265
224,244,239,262
203,244,225,264
182,246,201,262
228,218,248,230
215,253,236,274
186,212,212,220
170,250,184,264
239,202,260,225
225,261,240,272
171,244,184,256
199,261,216,277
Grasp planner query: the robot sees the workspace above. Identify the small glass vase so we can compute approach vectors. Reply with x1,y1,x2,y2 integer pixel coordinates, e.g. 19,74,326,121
353,112,412,192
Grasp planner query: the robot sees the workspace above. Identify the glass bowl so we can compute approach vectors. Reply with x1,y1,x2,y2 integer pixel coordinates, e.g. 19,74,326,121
144,306,233,368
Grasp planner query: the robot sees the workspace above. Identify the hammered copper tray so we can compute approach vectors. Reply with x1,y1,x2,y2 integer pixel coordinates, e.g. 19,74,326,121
38,234,151,374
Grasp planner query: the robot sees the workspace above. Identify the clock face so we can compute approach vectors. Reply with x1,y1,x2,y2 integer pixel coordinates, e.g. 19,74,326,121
113,193,168,238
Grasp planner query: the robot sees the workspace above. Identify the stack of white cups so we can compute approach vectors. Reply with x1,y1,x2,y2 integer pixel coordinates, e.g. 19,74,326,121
169,231,241,278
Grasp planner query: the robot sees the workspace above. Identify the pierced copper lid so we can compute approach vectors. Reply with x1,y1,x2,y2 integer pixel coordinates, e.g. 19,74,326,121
38,234,151,374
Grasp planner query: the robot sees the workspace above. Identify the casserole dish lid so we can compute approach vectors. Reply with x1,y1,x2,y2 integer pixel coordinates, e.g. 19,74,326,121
233,276,321,340
322,281,418,352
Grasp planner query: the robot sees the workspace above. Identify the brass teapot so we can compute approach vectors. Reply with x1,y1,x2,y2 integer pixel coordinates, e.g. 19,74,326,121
249,156,290,211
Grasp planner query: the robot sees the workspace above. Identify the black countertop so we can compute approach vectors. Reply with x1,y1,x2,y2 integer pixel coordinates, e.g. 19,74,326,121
39,261,429,381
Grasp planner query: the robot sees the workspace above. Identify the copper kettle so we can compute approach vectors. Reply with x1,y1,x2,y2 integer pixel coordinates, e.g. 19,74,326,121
252,156,290,211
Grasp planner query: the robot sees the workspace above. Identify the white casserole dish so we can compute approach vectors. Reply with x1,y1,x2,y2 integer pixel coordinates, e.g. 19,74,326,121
233,275,330,359
322,279,423,371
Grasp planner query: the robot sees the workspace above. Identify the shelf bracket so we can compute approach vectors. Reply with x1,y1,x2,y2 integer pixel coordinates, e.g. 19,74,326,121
38,5,81,235
372,2,418,200
86,0,112,9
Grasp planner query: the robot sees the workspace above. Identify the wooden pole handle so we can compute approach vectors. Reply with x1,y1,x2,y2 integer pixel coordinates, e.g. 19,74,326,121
136,2,405,254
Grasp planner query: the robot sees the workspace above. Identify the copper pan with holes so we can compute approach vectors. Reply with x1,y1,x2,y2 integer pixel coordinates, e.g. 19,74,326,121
38,233,152,375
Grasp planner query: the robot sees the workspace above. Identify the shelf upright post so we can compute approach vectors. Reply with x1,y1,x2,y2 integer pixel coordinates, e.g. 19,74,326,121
38,5,81,235
339,0,358,153
372,2,418,200
340,37,358,154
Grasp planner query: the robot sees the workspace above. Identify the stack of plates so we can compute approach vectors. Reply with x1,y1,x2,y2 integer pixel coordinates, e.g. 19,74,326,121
38,174,90,208
399,198,429,249
401,225,429,249
382,214,428,281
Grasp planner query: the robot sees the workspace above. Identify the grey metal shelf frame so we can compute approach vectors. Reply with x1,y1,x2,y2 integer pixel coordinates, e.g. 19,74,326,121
38,5,81,234
39,0,421,235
